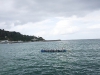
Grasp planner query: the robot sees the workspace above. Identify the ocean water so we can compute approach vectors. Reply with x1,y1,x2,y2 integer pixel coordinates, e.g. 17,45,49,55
0,39,100,75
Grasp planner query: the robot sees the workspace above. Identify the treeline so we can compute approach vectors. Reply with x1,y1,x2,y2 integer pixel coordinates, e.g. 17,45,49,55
0,29,44,41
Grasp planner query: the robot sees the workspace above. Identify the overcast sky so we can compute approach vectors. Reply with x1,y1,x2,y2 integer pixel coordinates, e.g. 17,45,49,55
0,0,100,40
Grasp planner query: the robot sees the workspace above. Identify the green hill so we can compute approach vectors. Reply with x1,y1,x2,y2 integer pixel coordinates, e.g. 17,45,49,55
0,29,45,41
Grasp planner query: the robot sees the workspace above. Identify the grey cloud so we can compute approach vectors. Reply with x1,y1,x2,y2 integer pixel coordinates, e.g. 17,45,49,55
0,0,100,27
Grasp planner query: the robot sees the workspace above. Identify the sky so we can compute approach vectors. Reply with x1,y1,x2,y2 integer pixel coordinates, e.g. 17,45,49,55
0,0,100,40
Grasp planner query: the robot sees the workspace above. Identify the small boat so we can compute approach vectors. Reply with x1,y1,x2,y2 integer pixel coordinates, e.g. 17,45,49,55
41,49,66,52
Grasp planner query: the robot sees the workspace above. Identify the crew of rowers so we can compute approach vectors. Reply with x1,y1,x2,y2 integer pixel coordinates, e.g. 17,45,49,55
41,49,66,52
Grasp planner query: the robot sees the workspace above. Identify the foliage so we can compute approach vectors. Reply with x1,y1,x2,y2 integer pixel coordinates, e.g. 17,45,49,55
0,29,44,41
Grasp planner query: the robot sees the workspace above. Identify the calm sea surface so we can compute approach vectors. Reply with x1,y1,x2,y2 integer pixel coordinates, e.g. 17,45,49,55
0,39,100,75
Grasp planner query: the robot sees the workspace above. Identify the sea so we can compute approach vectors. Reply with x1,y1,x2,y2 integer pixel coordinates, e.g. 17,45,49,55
0,39,100,75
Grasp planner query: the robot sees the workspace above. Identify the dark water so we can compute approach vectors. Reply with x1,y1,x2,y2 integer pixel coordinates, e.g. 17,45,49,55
0,39,100,75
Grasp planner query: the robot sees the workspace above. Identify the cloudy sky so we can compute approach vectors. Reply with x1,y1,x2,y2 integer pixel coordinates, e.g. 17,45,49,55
0,0,100,40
